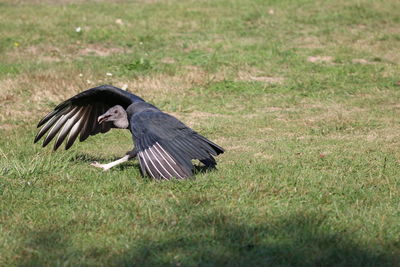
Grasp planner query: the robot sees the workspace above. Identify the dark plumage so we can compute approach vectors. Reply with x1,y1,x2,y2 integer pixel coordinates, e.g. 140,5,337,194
34,85,224,179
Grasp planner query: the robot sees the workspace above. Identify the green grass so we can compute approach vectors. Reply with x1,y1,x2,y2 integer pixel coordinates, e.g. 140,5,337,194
1,0,400,266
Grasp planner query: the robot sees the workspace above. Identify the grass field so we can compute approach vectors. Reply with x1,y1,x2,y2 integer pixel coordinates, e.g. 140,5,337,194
1,0,400,266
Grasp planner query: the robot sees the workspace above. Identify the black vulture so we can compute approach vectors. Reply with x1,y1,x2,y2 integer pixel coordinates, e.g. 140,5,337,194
34,85,224,179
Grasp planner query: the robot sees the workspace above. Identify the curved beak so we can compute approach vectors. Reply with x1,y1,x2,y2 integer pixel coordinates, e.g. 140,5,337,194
98,114,111,124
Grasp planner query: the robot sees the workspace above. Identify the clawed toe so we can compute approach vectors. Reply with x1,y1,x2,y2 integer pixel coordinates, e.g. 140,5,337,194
90,161,109,171
90,161,101,168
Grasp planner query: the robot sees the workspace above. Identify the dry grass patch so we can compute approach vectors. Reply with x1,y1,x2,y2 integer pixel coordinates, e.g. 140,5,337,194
3,0,126,4
254,152,273,160
292,105,369,133
0,124,16,130
352,41,400,64
237,67,284,84
160,57,176,64
0,70,88,123
0,65,224,124
115,67,213,101
351,58,374,64
169,111,230,128
294,36,323,49
6,44,130,63
0,77,28,122
77,44,130,57
341,25,400,64
6,45,62,63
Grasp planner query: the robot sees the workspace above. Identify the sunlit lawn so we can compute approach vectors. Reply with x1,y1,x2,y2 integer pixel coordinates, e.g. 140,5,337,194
1,0,399,266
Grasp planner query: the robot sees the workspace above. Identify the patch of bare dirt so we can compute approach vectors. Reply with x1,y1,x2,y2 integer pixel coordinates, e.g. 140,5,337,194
115,19,124,25
307,56,334,63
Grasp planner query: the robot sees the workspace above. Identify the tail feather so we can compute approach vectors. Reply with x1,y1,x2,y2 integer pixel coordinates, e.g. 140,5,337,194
195,134,224,155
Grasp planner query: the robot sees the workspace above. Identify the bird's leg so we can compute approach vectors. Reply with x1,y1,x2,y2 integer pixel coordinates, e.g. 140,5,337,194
91,155,131,171
90,149,137,171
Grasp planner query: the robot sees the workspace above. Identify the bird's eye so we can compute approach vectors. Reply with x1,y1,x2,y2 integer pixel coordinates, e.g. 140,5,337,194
114,110,118,114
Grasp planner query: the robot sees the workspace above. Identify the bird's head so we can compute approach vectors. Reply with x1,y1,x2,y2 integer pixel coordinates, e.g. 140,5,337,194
98,105,129,129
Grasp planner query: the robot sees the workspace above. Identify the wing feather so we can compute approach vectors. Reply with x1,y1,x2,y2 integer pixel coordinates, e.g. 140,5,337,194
149,151,173,179
37,109,59,128
65,107,90,150
130,107,224,179
35,85,144,150
79,105,93,142
161,141,193,173
34,106,73,143
194,133,225,155
43,107,79,147
137,152,147,176
53,107,84,150
35,113,63,143
100,105,110,133
139,151,158,179
144,149,163,179
147,146,171,179
90,104,101,135
153,142,186,179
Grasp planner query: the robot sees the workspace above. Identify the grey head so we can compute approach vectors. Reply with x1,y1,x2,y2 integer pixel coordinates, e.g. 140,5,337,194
98,105,129,129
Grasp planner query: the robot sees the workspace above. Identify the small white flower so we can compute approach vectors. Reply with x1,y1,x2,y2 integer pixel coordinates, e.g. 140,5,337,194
75,27,82,32
268,9,274,15
121,84,128,90
79,73,83,77
115,19,123,25
106,72,113,76
139,42,143,45
86,80,92,84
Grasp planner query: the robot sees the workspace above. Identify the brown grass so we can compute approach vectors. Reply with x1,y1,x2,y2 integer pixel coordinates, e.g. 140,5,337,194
307,56,334,63
293,35,323,49
3,0,127,4
6,44,130,63
237,66,284,84
0,66,225,124
77,45,130,57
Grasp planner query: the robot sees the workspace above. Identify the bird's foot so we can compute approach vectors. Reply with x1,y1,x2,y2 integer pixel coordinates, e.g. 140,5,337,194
90,161,110,171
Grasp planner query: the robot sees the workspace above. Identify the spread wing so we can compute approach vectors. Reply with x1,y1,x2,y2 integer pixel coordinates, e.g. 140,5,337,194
34,85,144,150
131,110,224,180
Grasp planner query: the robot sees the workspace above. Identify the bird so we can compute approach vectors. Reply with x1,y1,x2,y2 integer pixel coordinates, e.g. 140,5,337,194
34,85,224,179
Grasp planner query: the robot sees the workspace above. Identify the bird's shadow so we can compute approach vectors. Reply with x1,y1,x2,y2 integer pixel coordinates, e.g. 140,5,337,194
70,153,216,176
70,153,110,163
15,211,398,266
193,164,217,175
